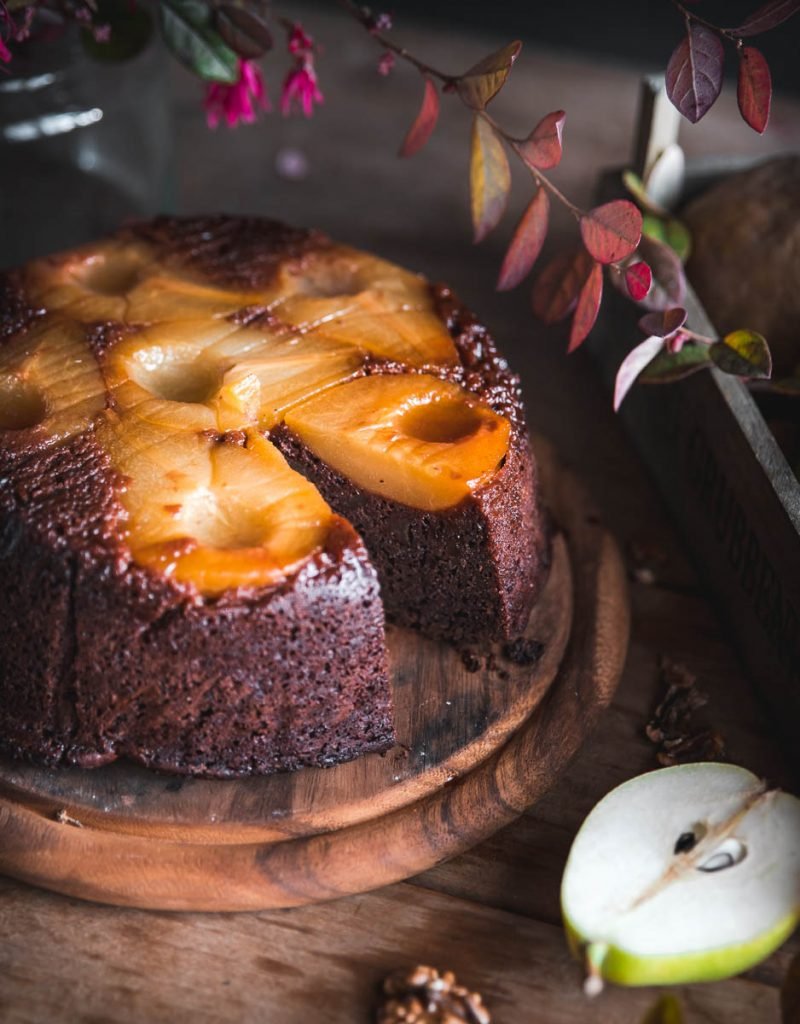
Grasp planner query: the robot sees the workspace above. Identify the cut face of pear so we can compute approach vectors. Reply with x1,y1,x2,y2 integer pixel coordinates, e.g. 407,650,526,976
284,374,511,511
106,323,364,432
273,247,459,367
27,240,267,325
561,763,800,992
98,412,332,594
0,318,106,442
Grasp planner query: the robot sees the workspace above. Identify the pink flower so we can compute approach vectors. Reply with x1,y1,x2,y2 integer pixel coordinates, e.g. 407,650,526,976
280,22,323,118
204,59,269,129
377,51,395,76
280,65,323,117
666,329,689,354
287,24,313,56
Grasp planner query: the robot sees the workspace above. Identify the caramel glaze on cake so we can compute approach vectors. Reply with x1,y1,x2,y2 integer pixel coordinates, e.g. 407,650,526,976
0,216,548,777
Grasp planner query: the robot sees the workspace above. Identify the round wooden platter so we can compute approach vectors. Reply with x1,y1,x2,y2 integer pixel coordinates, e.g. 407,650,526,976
0,440,630,912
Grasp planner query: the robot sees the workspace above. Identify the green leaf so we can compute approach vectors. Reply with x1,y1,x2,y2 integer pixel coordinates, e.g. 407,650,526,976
215,3,273,60
642,214,692,262
470,115,511,243
622,170,670,218
641,994,685,1024
710,329,772,379
640,342,712,383
81,0,153,62
159,0,239,83
457,41,521,110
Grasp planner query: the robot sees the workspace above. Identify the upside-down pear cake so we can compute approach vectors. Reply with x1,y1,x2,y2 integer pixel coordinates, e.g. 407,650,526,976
0,216,549,777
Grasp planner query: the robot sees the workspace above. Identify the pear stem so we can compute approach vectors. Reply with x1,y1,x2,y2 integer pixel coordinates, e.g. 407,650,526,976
583,942,607,997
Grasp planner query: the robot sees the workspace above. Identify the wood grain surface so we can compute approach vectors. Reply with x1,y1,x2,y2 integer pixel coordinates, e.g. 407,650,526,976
0,442,629,911
0,509,573,845
1,5,799,1021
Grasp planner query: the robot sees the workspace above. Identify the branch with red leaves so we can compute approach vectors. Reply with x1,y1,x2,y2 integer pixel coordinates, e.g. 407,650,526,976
1,0,792,407
665,0,800,132
340,3,777,403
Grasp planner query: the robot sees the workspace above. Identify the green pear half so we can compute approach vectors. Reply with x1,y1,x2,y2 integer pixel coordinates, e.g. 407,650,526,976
561,762,800,994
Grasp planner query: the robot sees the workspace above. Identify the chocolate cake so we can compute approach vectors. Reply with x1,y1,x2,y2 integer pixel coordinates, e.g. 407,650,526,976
0,216,549,777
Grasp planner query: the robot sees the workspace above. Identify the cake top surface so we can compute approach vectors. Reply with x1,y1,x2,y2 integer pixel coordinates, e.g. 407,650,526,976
0,216,514,596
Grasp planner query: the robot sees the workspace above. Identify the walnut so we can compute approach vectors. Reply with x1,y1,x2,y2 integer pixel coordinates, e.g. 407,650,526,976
646,657,726,766
377,966,491,1024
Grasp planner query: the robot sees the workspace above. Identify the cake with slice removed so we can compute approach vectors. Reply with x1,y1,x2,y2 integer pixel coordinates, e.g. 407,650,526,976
0,216,549,777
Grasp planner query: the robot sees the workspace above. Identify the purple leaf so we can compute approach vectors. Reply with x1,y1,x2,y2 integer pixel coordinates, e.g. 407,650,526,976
665,22,724,123
636,235,687,311
730,0,800,36
638,307,687,338
737,46,772,133
614,336,665,410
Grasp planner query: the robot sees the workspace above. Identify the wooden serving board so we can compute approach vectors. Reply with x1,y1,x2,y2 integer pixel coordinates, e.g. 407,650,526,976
0,441,629,911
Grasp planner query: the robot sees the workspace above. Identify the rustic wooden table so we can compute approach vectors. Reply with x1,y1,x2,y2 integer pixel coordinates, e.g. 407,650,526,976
2,9,799,1022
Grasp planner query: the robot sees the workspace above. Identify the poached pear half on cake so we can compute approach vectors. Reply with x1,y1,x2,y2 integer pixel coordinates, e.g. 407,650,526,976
0,216,549,777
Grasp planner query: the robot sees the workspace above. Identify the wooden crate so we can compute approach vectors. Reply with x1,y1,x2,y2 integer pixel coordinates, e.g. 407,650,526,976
589,82,800,755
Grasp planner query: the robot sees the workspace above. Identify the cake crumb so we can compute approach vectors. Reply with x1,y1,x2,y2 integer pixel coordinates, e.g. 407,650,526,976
502,638,544,667
55,809,84,828
460,650,481,673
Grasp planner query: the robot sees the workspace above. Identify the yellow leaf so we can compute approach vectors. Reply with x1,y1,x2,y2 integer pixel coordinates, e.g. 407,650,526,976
641,994,685,1024
470,116,510,244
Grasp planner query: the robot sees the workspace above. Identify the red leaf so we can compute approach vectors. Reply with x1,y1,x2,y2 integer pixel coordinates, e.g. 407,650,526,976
497,189,550,291
470,115,511,243
665,23,724,123
518,110,565,170
399,76,440,157
625,261,652,301
568,261,603,352
737,47,772,133
638,306,687,338
614,335,665,411
457,40,521,110
730,0,800,36
580,200,642,264
531,248,594,324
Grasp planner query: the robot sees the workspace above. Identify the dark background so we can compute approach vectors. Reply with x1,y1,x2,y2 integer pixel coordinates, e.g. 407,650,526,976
335,1,800,95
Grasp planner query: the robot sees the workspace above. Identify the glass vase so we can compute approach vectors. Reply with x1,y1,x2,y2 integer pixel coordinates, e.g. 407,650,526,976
0,28,172,269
